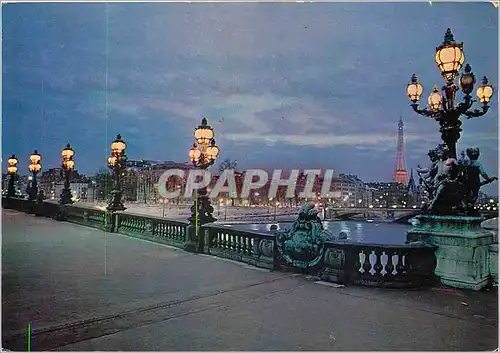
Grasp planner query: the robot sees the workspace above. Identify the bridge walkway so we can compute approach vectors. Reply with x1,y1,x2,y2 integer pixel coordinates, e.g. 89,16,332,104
2,209,497,351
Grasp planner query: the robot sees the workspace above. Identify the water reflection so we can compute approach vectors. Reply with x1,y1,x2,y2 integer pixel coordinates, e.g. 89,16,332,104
233,220,410,245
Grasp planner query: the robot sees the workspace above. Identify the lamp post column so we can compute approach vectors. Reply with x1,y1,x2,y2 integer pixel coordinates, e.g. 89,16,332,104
7,154,18,199
60,144,75,205
28,150,42,202
187,118,220,253
107,134,127,212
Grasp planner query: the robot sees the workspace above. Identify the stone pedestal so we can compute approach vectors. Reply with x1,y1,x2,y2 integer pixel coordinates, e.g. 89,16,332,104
489,244,498,284
407,215,494,291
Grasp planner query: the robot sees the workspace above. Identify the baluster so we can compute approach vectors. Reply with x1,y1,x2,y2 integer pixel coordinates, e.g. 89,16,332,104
232,233,237,251
362,249,372,274
356,250,364,273
236,235,242,253
236,234,240,252
241,235,247,255
221,232,227,249
214,231,220,248
230,233,236,251
373,250,383,276
401,252,408,275
395,252,405,275
385,251,395,276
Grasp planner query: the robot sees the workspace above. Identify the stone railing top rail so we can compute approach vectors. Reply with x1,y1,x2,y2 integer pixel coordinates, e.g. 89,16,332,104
416,214,486,222
202,223,276,239
326,240,438,250
63,203,105,211
115,211,190,225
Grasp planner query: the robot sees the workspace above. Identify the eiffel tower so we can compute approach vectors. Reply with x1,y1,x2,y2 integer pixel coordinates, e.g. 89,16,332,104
393,116,409,185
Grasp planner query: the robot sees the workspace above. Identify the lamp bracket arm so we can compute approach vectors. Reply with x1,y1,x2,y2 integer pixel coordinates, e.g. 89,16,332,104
457,95,474,114
411,103,437,119
464,105,489,119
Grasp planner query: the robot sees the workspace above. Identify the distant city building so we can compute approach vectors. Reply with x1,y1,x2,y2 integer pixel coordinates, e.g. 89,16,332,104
330,174,368,207
124,159,196,204
365,181,408,207
47,182,88,201
393,117,409,185
39,168,88,199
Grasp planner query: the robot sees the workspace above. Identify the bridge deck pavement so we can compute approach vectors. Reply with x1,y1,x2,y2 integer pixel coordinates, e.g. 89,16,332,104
2,209,498,351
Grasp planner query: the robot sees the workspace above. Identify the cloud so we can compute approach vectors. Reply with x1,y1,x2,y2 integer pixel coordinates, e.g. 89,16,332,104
224,132,433,148
2,2,497,189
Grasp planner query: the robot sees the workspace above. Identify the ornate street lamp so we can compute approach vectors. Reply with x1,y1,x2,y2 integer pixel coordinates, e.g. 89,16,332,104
187,118,220,251
6,154,18,198
407,29,496,216
406,28,494,159
60,144,75,204
28,150,42,201
107,134,127,211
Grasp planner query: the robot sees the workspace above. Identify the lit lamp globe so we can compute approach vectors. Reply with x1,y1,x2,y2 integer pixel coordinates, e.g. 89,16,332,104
65,159,75,170
206,140,220,162
8,154,18,174
7,165,17,174
435,28,464,81
111,134,126,155
194,118,214,145
61,144,74,160
407,74,423,103
108,156,117,167
428,85,443,111
459,64,476,95
30,150,41,166
189,143,201,163
476,77,494,104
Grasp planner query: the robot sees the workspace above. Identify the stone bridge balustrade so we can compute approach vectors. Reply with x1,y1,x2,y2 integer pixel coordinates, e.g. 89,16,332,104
3,197,496,290
202,224,278,270
114,212,189,248
320,241,438,288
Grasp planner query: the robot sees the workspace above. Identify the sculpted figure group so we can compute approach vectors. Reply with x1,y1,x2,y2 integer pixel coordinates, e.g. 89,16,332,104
276,203,333,268
417,144,497,216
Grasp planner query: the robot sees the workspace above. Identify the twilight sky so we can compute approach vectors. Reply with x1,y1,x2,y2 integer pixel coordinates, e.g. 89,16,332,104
2,2,499,194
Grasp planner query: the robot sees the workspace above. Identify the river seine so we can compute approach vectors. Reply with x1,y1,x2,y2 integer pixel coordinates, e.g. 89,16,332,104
228,220,411,245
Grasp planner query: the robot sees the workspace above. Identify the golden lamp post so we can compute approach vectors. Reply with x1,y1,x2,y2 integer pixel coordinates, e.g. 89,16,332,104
186,118,220,252
28,150,42,201
406,28,494,160
6,154,18,198
60,144,75,205
107,134,127,212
